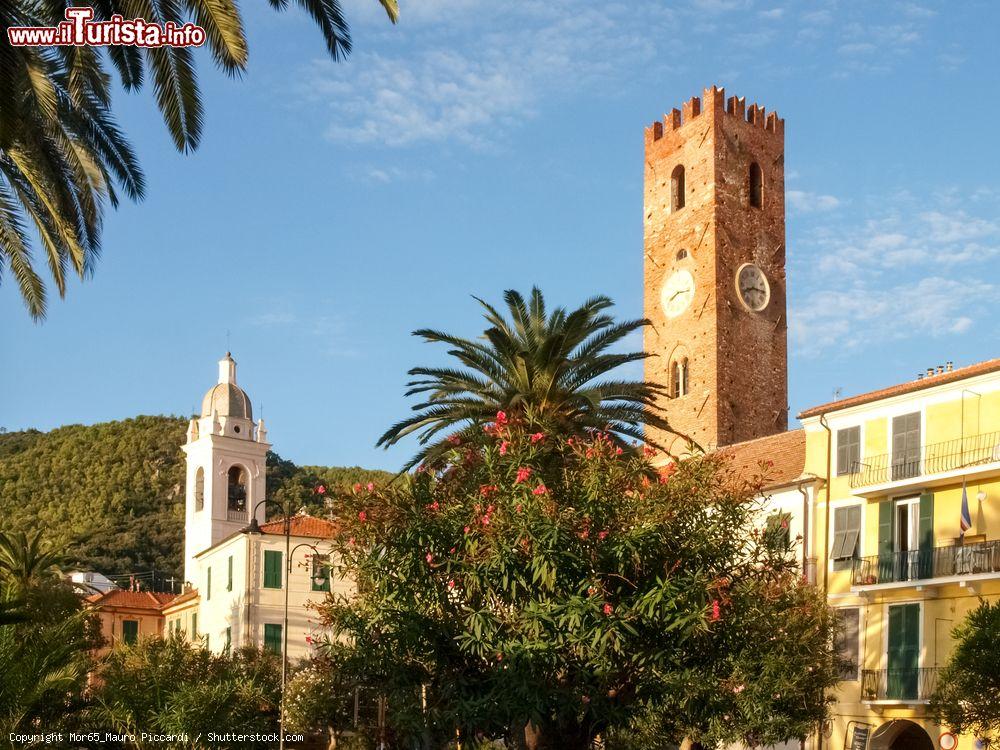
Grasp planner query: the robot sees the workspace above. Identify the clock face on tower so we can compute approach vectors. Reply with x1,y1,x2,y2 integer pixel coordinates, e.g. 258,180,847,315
661,269,695,318
736,263,770,312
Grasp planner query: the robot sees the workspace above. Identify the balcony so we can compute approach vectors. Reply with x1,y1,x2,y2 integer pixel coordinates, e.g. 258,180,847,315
852,539,1000,591
226,508,247,523
862,668,938,704
849,430,1000,496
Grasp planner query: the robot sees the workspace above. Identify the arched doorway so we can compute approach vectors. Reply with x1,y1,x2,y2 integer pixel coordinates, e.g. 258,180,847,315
870,720,934,750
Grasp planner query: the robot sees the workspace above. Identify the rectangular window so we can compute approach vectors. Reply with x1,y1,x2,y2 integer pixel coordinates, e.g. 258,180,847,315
831,504,862,571
225,626,232,652
892,412,921,480
887,603,921,700
191,612,198,638
834,608,860,680
122,619,139,645
264,623,282,655
263,550,282,589
227,555,233,592
312,554,331,592
206,566,211,601
837,426,861,476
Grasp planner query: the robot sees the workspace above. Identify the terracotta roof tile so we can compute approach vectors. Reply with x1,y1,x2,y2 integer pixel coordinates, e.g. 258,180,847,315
162,589,200,608
799,358,1000,419
259,515,339,539
85,589,177,610
717,429,808,488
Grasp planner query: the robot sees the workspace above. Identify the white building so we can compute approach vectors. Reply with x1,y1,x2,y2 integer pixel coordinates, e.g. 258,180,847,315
167,353,348,661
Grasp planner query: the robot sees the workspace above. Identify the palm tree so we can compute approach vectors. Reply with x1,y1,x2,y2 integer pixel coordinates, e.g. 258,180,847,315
377,287,677,471
1,0,399,319
0,530,63,591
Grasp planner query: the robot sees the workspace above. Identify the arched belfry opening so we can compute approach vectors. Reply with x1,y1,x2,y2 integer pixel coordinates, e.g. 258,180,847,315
670,165,685,212
749,161,763,208
227,465,248,519
195,467,205,511
670,357,690,398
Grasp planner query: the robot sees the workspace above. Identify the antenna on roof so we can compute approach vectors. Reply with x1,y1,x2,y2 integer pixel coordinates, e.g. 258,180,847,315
833,387,842,401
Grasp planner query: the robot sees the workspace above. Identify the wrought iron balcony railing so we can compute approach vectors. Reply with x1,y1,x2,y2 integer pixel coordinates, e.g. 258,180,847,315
862,668,937,702
852,539,1000,587
849,430,1000,488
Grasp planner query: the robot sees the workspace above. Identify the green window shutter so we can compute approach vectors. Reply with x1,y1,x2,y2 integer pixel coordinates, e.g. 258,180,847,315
264,550,282,589
206,567,211,600
878,500,894,583
227,556,233,591
225,626,232,651
887,603,920,699
122,619,139,645
918,492,934,578
191,612,198,637
264,623,282,654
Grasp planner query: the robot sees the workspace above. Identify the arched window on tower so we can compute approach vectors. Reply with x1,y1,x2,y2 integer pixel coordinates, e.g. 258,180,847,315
676,248,688,261
195,468,205,512
670,357,689,398
670,165,686,212
749,162,763,208
227,465,247,519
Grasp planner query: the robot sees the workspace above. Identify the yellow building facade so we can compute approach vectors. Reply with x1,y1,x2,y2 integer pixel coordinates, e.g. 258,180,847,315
799,359,1000,750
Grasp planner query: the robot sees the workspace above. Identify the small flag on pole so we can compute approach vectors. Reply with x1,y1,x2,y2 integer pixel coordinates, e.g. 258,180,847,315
960,481,973,539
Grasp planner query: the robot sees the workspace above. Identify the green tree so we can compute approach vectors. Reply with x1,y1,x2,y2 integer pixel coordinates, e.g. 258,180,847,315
319,417,838,749
284,649,367,749
931,600,1000,738
377,287,676,471
89,636,282,749
1,0,398,319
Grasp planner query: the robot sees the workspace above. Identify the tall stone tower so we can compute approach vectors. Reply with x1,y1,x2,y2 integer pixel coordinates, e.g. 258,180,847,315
643,86,788,453
181,353,270,586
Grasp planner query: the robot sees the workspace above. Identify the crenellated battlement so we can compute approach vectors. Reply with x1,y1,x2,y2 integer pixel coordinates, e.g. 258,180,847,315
645,85,783,144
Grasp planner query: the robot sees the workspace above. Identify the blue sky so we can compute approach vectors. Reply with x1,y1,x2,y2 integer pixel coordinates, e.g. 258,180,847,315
2,0,999,471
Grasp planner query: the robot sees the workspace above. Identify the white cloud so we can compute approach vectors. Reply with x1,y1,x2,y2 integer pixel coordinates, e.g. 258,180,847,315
790,190,1000,357
787,190,841,213
758,7,784,20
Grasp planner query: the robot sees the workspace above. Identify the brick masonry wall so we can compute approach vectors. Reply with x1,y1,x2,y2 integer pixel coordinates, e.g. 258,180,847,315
643,86,788,452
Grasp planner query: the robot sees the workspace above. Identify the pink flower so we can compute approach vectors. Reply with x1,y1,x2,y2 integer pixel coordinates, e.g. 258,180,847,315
353,483,362,492
532,484,548,496
447,435,462,445
348,537,355,546
426,552,434,564
480,484,497,497
643,446,656,457
448,579,456,589
515,504,523,513
366,482,374,492
615,447,623,455
305,635,313,644
603,603,613,615
598,530,608,541
496,411,508,425
315,484,326,495
711,599,721,622
427,501,440,512
449,547,455,553
464,526,471,534
482,516,490,526
499,441,509,455
358,511,367,522
515,467,532,484
530,432,545,444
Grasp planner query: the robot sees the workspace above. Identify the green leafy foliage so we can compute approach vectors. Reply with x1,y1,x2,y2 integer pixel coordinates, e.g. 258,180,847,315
88,637,282,749
318,416,839,749
0,416,390,579
931,600,1000,737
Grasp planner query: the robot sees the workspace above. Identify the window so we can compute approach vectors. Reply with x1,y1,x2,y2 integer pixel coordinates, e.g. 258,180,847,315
264,623,282,655
263,550,283,589
206,567,211,601
831,504,861,571
834,608,860,680
671,358,689,398
749,161,763,208
886,603,920,700
122,619,139,645
670,165,685,212
227,555,233,592
227,465,248,513
676,248,688,261
836,426,861,476
191,612,198,638
194,467,205,511
891,412,921,480
312,554,331,592
225,626,232,652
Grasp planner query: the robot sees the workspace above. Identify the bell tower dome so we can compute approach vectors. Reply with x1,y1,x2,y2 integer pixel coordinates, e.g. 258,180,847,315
181,353,270,586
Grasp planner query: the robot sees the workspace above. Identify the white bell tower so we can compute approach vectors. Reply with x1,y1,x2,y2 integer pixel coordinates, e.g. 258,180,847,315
181,353,270,586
